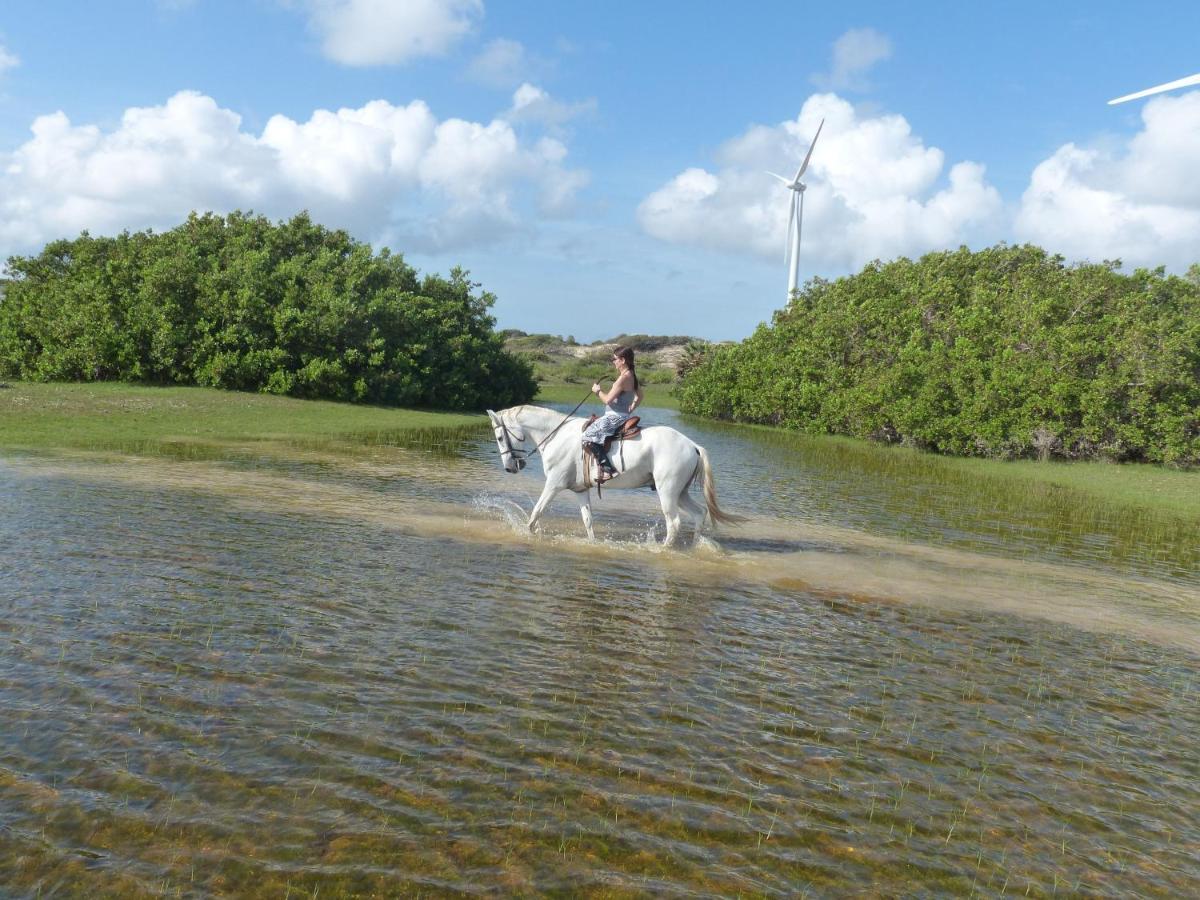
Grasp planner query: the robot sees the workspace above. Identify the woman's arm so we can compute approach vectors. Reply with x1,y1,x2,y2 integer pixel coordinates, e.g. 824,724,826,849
591,371,633,405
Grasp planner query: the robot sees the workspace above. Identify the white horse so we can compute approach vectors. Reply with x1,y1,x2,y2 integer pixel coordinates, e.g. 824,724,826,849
486,404,743,545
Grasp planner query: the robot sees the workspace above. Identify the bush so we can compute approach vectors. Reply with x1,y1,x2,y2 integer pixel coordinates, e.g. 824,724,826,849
677,245,1200,465
0,211,536,410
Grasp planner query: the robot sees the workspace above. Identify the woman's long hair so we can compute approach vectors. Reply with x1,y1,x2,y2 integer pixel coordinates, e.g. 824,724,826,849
613,345,638,391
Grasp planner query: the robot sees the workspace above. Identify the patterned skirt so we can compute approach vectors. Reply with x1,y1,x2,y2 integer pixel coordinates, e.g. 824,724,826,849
582,411,629,444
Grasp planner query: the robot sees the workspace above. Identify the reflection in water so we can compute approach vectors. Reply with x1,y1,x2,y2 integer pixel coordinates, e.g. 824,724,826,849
1,412,1198,896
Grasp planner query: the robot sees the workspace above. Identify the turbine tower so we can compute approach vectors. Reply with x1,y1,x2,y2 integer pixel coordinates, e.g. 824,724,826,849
769,118,824,300
1109,72,1200,104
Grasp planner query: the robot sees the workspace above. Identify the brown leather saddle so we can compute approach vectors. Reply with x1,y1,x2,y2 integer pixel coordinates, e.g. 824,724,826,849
581,414,641,453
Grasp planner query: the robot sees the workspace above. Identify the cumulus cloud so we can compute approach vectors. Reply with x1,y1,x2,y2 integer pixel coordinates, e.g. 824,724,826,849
299,0,483,66
637,93,1003,272
1015,91,1200,270
0,89,587,256
0,43,19,75
813,28,892,92
467,38,530,87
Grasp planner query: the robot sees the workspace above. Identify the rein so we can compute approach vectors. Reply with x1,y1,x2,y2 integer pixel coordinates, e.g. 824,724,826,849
530,391,593,457
501,390,594,463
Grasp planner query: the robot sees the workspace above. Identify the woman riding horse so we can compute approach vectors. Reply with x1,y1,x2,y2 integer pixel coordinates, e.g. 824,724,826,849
584,345,643,482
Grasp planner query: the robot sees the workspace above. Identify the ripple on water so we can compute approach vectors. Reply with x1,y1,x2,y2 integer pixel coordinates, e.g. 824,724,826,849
0,450,1197,896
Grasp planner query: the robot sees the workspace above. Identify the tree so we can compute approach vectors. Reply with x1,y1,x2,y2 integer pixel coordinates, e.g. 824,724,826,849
0,211,536,410
677,245,1200,466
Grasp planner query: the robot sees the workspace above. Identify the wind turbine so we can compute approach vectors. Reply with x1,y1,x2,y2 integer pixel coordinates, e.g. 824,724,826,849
1109,72,1200,104
769,118,824,300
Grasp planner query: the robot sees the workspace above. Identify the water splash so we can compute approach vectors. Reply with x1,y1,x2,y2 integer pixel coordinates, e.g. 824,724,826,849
471,492,531,532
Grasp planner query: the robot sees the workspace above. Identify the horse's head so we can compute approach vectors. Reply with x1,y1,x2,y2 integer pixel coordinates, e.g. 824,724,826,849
486,409,527,473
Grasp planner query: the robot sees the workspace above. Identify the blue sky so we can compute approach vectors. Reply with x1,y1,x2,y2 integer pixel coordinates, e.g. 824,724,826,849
1,1,1198,340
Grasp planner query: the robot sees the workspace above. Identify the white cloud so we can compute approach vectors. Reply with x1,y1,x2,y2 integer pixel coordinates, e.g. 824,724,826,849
299,0,483,66
467,38,529,87
813,28,892,92
0,43,19,75
504,83,595,128
1015,91,1200,270
0,89,588,256
637,93,1003,272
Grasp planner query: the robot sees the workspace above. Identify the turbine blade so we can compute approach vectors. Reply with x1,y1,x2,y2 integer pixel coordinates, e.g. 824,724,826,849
766,170,793,184
1109,72,1200,104
793,117,826,180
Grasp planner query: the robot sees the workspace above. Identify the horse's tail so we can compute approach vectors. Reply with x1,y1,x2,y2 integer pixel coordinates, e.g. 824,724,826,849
695,445,746,527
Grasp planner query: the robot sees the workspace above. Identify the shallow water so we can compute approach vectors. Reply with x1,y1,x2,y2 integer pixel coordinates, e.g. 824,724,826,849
1,407,1197,896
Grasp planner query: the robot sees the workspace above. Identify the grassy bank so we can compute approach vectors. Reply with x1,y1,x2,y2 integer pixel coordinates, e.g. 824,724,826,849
3,381,1194,522
0,381,674,456
0,382,481,451
941,452,1200,521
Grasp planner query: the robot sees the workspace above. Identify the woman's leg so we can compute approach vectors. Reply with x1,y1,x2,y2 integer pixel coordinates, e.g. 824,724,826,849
591,443,617,476
582,414,622,478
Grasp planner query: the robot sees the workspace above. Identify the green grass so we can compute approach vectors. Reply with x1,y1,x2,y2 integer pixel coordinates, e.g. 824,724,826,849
0,381,481,451
534,380,680,410
0,380,677,456
3,381,1191,522
941,452,1200,520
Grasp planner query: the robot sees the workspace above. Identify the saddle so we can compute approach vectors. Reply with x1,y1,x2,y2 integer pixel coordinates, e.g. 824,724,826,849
581,414,641,452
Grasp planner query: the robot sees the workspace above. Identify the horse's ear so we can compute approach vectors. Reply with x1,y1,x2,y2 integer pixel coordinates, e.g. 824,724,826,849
486,409,497,423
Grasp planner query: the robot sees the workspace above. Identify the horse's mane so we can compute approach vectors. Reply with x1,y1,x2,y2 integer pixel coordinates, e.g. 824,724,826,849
506,404,575,425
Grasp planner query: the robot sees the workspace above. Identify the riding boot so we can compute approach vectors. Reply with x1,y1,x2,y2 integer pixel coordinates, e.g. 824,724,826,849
591,443,618,477
586,442,616,479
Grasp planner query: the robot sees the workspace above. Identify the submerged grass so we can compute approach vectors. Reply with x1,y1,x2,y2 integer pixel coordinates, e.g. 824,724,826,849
0,381,482,453
691,417,1200,523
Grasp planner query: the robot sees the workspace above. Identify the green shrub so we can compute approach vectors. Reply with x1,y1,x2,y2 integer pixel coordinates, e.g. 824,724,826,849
0,211,535,410
678,245,1200,465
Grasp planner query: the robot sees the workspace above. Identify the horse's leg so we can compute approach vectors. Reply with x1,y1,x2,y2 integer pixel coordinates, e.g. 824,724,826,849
527,482,560,533
657,488,683,546
572,491,595,539
679,490,707,539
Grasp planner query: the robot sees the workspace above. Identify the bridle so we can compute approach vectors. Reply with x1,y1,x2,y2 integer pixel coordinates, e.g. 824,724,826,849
494,418,530,471
493,392,594,474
